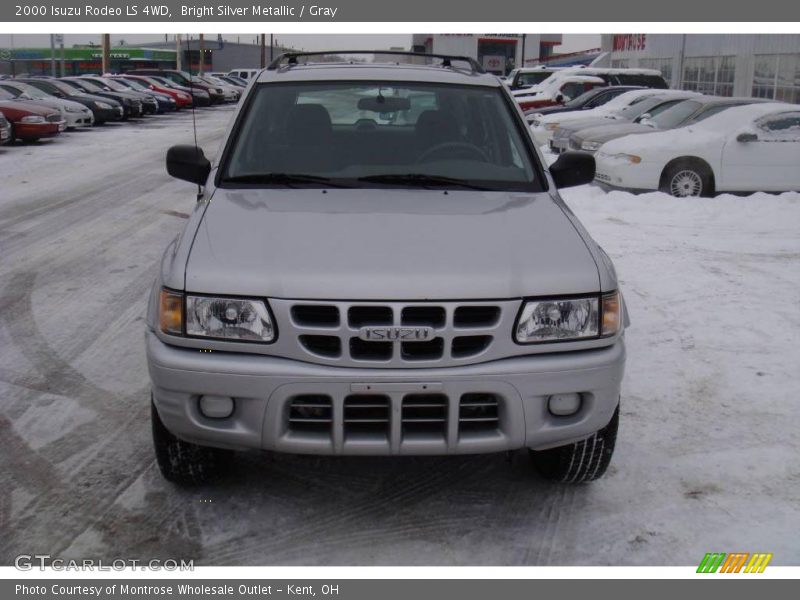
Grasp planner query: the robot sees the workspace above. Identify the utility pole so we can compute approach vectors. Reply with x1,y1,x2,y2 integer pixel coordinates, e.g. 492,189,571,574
260,34,266,68
520,34,526,69
270,34,274,62
101,33,111,74
176,34,182,71
199,33,205,74
59,35,65,77
50,34,56,77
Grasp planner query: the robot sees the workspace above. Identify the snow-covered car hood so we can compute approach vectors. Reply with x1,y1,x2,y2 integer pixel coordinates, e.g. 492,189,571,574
573,122,658,145
185,188,601,300
554,115,623,135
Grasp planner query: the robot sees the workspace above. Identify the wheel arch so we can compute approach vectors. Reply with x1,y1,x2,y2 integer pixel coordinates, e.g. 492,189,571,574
659,155,716,193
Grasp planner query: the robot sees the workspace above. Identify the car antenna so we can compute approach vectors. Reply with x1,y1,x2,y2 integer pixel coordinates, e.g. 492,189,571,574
187,34,201,197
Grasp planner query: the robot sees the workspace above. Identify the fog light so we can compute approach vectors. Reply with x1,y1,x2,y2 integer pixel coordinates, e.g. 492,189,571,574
199,395,234,419
548,393,581,416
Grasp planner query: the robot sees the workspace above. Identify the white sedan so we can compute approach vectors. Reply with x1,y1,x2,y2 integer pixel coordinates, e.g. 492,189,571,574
593,102,800,197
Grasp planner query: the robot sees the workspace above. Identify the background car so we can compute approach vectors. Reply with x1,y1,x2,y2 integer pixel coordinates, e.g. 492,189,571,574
570,96,771,156
0,96,64,142
17,77,123,124
108,76,178,112
78,76,159,115
593,102,800,196
524,85,645,123
119,75,194,108
128,69,226,104
515,75,607,111
196,75,240,102
226,68,260,81
0,110,11,145
531,88,680,146
61,77,143,118
550,90,701,153
0,80,94,128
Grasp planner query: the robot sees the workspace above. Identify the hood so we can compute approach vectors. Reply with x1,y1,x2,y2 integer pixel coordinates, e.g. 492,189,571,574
556,115,620,135
0,100,58,118
578,122,655,144
185,189,600,300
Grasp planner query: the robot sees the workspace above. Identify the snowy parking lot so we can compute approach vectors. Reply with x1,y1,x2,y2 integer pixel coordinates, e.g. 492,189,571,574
1,106,798,566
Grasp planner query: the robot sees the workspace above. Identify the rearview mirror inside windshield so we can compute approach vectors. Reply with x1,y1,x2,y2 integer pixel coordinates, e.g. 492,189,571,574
357,95,411,113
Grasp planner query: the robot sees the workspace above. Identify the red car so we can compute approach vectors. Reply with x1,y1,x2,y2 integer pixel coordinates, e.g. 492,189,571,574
0,96,65,142
119,75,194,108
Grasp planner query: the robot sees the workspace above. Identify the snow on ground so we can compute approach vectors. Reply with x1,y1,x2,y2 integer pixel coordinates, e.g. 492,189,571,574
0,108,798,566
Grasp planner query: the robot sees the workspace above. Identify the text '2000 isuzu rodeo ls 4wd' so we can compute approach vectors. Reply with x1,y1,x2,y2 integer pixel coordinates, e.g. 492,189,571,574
146,52,629,485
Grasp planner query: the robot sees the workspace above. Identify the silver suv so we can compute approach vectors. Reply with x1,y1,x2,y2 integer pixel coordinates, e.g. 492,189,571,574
147,52,628,485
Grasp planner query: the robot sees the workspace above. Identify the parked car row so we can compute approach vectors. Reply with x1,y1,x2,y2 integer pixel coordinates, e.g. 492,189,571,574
525,84,800,196
511,66,670,111
0,69,244,145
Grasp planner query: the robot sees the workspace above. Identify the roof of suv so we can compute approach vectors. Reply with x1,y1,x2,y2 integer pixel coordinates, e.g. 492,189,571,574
256,62,503,87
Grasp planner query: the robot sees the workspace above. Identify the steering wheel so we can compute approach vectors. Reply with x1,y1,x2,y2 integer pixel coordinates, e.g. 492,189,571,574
416,142,490,164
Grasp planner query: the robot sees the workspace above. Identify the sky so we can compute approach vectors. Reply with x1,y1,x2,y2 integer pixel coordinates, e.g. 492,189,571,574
0,33,601,54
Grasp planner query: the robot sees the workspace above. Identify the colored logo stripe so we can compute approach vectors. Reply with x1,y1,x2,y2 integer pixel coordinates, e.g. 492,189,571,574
697,552,773,573
697,553,726,573
744,553,773,573
720,553,749,573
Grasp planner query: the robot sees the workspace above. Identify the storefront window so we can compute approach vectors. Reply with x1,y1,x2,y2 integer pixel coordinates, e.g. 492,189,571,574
638,58,673,86
682,56,735,96
753,54,800,103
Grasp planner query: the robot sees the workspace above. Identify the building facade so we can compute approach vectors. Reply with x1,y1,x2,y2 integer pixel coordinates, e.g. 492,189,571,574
411,34,562,75
597,34,800,102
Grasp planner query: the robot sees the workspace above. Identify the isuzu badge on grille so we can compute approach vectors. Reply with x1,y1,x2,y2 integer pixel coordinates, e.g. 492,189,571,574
358,326,434,342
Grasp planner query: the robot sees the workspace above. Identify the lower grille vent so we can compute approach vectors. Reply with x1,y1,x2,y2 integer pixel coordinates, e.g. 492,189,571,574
288,395,333,435
459,393,500,435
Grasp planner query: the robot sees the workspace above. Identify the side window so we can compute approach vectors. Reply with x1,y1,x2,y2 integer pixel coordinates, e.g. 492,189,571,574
755,112,800,140
585,91,614,107
560,82,582,100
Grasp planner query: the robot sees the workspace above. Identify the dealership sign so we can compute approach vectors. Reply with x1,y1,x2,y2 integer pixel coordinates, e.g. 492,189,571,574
482,55,505,71
612,34,647,52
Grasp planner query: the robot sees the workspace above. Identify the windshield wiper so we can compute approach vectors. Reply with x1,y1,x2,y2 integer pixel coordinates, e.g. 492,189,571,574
221,173,350,187
357,174,489,190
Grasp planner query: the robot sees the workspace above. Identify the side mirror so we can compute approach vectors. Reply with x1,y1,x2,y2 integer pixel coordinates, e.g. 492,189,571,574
166,145,211,186
549,151,596,189
555,94,565,104
736,132,758,143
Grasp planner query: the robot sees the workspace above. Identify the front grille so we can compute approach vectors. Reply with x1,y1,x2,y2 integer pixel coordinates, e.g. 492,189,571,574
284,391,507,448
46,114,62,123
595,171,611,183
271,300,514,367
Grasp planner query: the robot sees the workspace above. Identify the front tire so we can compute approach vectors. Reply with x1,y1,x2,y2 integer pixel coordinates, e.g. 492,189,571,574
151,398,231,485
660,160,714,197
530,406,619,483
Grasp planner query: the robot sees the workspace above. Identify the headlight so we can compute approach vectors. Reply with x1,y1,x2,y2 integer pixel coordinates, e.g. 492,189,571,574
65,105,82,113
94,101,112,109
581,140,602,152
545,122,560,131
605,153,642,165
20,115,46,124
186,295,275,342
514,292,621,343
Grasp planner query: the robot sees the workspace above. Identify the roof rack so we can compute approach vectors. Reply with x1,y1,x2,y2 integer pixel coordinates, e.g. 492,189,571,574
267,51,486,74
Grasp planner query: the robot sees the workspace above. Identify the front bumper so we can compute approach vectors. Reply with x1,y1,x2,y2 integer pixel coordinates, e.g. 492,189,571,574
147,330,625,456
65,111,94,128
594,156,660,192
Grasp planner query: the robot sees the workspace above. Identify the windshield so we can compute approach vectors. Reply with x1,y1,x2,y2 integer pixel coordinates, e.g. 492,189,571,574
67,79,103,93
47,80,80,96
97,78,131,91
3,83,47,99
516,72,553,87
222,82,539,191
649,99,703,128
